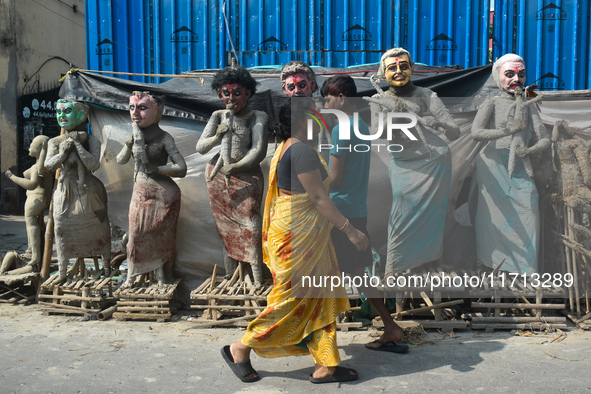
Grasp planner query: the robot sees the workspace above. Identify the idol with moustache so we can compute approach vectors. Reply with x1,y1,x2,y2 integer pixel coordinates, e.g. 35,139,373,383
366,48,459,276
471,54,550,274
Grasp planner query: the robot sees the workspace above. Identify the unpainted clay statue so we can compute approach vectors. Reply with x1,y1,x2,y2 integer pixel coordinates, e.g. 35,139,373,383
471,53,551,274
196,67,268,286
552,120,591,212
1,135,52,276
365,47,459,275
117,91,187,287
45,99,111,281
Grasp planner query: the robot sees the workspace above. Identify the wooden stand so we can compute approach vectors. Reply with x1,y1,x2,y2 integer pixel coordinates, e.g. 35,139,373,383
467,301,567,332
39,257,115,317
113,275,181,322
190,264,271,327
372,269,569,332
554,204,591,318
0,273,39,305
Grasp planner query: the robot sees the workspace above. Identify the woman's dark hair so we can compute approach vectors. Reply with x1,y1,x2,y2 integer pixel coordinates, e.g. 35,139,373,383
276,97,317,141
320,75,357,97
276,102,292,141
211,66,259,95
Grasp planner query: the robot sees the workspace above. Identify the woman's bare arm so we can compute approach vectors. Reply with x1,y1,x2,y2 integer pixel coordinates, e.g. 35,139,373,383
298,169,368,251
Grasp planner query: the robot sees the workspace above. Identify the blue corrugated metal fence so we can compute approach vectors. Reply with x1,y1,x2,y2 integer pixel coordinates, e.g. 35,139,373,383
85,0,590,90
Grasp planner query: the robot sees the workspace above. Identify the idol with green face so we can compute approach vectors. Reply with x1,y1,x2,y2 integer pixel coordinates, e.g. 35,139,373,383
45,100,111,282
55,99,88,131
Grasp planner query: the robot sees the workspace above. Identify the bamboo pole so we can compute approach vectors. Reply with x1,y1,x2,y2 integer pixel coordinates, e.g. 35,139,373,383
191,305,264,311
568,208,581,315
471,323,568,330
38,301,100,312
192,294,267,301
116,300,171,306
470,316,566,323
471,302,565,309
38,294,99,302
563,206,575,311
112,312,171,320
372,319,468,329
575,311,591,324
97,306,117,321
375,299,464,320
81,287,90,310
207,265,218,320
191,315,252,329
554,232,591,260
113,293,172,300
115,306,171,313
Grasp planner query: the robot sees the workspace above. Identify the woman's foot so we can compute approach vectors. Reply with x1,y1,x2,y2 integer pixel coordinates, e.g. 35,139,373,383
310,365,358,384
366,325,405,350
230,342,251,363
221,342,259,382
230,342,258,380
312,365,357,379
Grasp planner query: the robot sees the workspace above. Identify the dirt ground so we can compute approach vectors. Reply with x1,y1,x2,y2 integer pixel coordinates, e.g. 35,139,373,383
2,215,591,392
1,302,591,393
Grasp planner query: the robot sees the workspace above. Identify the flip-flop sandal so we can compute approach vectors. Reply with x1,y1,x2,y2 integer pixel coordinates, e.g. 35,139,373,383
309,366,359,384
221,345,261,383
365,340,409,353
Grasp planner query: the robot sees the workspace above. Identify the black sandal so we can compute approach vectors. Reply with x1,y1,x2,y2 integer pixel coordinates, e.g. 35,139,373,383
221,345,260,383
309,366,359,384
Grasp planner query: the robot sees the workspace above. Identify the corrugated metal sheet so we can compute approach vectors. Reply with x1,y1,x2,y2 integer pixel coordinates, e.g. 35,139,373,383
86,0,226,83
235,0,489,68
85,0,589,89
492,0,591,90
321,0,398,67
233,0,325,67
399,0,490,68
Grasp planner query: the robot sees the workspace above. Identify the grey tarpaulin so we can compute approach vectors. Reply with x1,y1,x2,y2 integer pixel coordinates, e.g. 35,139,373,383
59,65,591,290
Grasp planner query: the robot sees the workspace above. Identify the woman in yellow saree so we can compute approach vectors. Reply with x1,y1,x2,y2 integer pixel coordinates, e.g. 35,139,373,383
221,99,369,384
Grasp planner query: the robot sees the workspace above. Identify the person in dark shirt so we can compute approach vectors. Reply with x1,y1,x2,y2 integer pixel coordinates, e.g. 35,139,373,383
322,75,408,354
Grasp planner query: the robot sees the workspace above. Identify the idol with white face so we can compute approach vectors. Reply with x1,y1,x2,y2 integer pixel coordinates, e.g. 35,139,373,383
499,61,526,94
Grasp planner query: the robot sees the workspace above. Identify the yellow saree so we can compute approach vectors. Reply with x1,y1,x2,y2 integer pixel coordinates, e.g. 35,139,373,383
241,141,349,367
